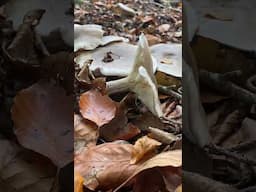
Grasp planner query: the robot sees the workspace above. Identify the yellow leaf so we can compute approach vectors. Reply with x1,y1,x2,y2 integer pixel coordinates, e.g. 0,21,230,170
130,136,161,164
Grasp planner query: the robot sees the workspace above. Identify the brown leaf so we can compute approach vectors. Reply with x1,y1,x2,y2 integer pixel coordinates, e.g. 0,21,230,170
133,167,181,192
75,171,85,192
175,185,182,192
74,114,99,153
79,89,117,127
115,150,182,191
132,111,165,131
145,34,161,46
12,80,73,167
0,138,55,192
131,136,161,164
100,101,140,141
74,142,137,191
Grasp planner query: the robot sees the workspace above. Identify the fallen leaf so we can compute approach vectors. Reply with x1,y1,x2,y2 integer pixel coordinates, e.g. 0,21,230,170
115,150,182,191
131,136,161,164
79,89,117,127
100,100,140,141
145,34,161,46
74,142,137,191
74,114,99,153
75,171,85,192
141,15,154,23
0,138,55,192
12,80,73,167
175,185,182,192
132,111,165,131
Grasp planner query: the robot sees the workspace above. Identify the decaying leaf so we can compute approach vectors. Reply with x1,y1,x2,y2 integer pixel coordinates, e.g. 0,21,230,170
75,142,136,191
131,136,161,164
0,138,55,192
75,141,181,192
12,80,73,168
75,171,85,192
115,150,182,191
79,89,117,127
74,114,98,153
99,103,140,141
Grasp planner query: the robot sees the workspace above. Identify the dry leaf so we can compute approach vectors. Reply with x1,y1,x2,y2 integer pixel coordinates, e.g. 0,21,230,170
100,101,140,141
12,80,73,167
115,150,182,191
75,142,137,191
0,138,55,192
74,114,98,153
75,171,85,192
79,89,117,127
145,34,161,46
131,136,161,164
175,185,182,192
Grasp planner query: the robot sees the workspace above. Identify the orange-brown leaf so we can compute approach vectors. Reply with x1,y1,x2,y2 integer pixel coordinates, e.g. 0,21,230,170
75,142,137,191
75,171,85,192
74,114,99,153
79,89,117,127
12,81,73,167
131,136,161,164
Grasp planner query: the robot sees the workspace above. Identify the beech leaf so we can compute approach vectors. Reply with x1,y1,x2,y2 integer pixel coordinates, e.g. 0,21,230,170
11,81,73,167
79,89,117,127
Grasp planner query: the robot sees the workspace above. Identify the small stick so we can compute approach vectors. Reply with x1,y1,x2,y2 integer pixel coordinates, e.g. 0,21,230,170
147,126,177,144
158,85,182,100
199,70,256,104
228,140,256,152
207,145,256,166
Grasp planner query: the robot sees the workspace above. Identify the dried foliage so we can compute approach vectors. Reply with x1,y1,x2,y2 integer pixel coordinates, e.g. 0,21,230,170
74,0,182,191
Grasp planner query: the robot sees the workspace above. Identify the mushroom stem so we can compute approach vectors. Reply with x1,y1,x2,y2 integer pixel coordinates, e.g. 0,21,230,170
106,76,131,94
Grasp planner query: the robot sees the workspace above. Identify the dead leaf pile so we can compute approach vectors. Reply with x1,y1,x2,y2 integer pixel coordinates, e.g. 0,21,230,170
183,0,256,191
74,1,182,191
0,2,74,191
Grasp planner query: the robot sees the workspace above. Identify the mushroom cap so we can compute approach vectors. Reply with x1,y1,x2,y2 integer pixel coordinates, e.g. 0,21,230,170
74,24,128,52
150,43,182,78
74,24,104,52
75,42,157,77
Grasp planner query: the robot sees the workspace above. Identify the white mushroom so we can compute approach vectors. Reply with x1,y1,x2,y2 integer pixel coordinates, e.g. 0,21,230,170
106,34,163,117
75,42,157,77
74,24,104,52
150,43,182,78
74,24,128,52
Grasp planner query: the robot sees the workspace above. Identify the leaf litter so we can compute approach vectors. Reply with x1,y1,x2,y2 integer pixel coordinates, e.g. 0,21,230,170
74,0,182,191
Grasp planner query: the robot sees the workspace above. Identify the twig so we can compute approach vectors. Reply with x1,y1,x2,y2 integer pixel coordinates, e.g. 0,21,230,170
199,70,256,104
158,85,182,100
207,145,256,166
147,126,177,144
227,140,256,152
